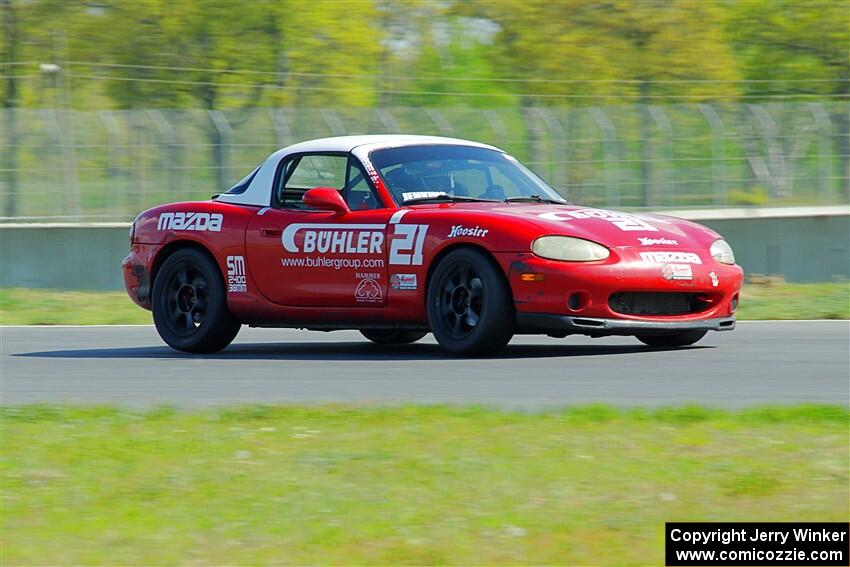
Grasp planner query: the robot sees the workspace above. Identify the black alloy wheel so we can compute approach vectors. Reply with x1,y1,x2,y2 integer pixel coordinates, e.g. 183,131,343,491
152,248,241,353
427,248,514,355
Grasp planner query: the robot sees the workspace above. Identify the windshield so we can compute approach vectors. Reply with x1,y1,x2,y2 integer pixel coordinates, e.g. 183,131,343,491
369,145,565,205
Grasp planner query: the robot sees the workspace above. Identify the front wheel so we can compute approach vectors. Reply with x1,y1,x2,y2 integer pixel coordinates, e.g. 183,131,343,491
360,329,427,345
636,330,707,347
151,248,241,353
427,248,514,355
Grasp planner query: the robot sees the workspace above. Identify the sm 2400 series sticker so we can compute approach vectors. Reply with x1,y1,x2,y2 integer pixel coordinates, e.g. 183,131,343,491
226,255,247,292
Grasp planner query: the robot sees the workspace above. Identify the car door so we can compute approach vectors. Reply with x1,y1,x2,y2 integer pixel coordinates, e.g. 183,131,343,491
245,153,390,307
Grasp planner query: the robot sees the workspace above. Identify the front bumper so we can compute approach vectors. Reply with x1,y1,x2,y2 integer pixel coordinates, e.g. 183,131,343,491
516,313,736,336
122,245,155,309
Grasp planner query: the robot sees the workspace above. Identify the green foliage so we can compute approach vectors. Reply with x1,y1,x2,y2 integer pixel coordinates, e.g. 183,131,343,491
728,185,769,206
462,0,742,104
726,0,849,97
2,0,847,110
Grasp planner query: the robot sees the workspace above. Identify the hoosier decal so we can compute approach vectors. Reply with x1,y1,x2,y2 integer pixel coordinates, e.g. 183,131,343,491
448,225,489,238
639,237,678,246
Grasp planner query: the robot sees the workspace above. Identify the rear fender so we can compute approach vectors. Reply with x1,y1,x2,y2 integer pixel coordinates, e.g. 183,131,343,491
132,201,262,317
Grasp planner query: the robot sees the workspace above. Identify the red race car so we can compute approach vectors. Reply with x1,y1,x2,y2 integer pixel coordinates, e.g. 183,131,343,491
123,135,742,355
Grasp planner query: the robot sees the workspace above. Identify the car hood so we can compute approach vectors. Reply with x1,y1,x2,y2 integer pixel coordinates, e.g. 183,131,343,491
415,202,721,249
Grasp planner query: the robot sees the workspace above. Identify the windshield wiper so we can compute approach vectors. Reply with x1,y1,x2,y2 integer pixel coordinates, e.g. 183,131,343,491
403,194,499,205
505,195,568,205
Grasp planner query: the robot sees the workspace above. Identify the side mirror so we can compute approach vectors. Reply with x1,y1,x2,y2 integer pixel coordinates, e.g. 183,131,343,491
302,187,350,215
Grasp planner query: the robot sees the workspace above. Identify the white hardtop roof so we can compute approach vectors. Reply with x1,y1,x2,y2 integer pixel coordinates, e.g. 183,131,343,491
216,135,503,207
280,134,500,154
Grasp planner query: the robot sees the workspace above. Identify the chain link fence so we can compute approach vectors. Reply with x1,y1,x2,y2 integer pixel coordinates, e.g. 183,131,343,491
1,101,848,221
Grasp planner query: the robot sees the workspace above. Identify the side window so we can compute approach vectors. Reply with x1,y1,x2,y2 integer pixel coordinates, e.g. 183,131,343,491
276,154,347,208
275,154,382,210
345,159,381,210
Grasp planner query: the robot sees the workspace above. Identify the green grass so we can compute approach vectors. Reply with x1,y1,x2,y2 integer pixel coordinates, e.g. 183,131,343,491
736,282,849,320
0,288,152,325
1,283,847,325
1,404,847,565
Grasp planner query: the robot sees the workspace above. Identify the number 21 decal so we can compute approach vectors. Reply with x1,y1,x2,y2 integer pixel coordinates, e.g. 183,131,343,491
389,224,428,266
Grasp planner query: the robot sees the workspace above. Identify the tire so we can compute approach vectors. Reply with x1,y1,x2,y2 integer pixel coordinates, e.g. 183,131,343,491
151,248,241,353
360,329,428,345
636,330,707,347
427,248,514,355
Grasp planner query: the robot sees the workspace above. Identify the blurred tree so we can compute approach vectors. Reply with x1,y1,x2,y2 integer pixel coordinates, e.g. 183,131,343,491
727,0,850,199
160,0,275,189
70,0,382,188
463,0,741,205
374,1,515,109
279,1,382,109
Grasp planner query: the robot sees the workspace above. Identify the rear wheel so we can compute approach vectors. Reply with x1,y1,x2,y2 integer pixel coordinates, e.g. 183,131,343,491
152,248,240,353
427,248,514,355
636,330,707,347
360,329,427,345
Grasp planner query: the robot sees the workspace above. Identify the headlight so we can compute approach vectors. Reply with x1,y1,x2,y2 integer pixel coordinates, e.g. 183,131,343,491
710,239,735,264
532,236,610,262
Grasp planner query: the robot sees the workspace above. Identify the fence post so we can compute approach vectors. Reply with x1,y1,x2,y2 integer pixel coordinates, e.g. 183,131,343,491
533,107,566,192
321,109,347,136
648,106,673,206
426,109,454,137
208,110,232,192
39,108,81,219
808,103,833,204
0,108,19,218
375,108,401,133
748,104,786,198
482,110,507,148
588,107,619,207
269,108,293,148
147,109,178,203
698,103,728,206
523,107,548,189
97,110,123,215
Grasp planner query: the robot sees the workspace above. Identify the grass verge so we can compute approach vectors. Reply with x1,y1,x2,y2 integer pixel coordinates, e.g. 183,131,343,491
737,282,849,320
2,282,848,325
0,288,152,325
2,404,847,565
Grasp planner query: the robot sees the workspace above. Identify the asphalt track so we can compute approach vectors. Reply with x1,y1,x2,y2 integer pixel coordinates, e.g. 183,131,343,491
1,321,848,408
